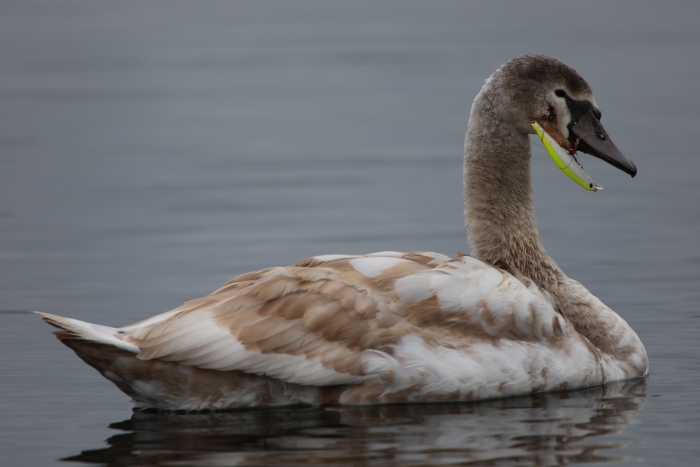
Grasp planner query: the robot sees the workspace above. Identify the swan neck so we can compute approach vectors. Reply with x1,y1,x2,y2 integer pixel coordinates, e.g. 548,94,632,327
463,104,562,292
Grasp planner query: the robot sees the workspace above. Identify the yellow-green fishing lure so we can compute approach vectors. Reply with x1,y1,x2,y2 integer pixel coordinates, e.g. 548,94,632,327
531,121,602,192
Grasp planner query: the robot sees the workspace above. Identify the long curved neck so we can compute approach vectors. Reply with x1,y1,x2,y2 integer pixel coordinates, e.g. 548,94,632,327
463,99,563,293
462,100,648,378
459,62,648,378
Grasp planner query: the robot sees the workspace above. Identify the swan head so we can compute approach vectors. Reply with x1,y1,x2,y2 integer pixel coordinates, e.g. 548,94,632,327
481,55,637,187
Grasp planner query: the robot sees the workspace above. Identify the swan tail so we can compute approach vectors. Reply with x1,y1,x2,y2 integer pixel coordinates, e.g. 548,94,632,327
34,311,140,353
35,312,323,410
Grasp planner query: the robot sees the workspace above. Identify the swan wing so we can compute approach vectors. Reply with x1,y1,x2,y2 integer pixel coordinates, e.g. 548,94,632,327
118,252,566,388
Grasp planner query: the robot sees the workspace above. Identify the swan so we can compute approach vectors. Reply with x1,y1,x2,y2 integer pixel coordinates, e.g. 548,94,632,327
37,55,648,410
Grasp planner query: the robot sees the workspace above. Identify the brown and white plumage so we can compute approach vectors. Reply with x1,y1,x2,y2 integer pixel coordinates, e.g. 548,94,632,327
38,55,648,410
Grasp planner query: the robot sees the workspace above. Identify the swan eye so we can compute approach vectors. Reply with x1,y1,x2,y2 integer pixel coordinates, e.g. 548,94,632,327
554,89,566,98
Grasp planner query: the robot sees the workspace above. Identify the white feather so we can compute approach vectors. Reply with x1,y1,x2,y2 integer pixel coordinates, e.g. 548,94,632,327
349,256,412,279
313,254,359,261
394,272,434,303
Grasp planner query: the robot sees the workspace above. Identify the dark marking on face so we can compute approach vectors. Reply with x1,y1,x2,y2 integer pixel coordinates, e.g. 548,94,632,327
567,98,595,126
554,90,606,152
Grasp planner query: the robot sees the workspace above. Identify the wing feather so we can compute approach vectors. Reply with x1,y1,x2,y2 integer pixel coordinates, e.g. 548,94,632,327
118,252,563,388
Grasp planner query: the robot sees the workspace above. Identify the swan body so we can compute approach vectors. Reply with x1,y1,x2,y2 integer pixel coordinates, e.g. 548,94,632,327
38,55,648,410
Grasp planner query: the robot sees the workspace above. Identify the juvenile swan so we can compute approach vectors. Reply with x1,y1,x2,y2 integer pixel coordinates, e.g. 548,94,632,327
38,55,648,410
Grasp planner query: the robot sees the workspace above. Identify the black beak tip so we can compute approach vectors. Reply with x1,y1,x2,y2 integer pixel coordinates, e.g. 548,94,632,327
568,109,638,180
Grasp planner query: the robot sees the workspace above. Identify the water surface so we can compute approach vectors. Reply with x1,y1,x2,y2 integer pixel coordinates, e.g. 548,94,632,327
66,382,647,466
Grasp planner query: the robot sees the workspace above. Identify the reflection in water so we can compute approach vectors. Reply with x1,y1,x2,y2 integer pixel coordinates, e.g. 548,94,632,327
64,380,646,467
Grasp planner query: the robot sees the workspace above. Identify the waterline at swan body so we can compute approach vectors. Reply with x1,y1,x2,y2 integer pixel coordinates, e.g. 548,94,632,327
37,55,648,410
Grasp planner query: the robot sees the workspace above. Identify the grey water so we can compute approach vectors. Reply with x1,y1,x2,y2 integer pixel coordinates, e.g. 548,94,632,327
1,1,699,466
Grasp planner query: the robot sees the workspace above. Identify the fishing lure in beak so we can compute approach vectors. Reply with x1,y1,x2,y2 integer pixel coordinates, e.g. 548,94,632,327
531,121,602,192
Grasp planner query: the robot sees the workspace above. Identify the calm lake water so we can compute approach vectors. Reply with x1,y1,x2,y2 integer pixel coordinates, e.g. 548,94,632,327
2,2,699,466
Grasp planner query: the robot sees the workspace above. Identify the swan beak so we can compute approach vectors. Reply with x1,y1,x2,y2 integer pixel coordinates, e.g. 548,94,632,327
568,109,637,178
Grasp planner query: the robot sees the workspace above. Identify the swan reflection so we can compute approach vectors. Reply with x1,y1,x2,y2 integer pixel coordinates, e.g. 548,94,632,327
65,379,646,466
